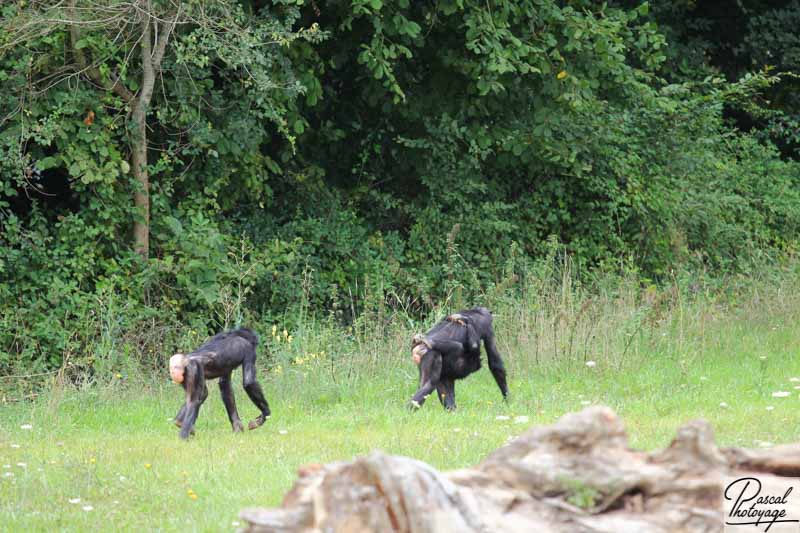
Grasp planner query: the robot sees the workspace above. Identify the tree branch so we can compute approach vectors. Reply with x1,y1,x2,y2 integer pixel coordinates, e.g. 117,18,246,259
152,5,181,71
68,0,134,103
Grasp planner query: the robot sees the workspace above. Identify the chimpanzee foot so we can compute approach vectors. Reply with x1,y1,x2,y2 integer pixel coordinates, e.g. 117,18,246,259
248,414,269,430
232,420,245,432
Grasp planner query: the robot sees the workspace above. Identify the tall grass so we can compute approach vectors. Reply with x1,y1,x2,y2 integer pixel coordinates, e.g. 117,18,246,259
5,250,800,405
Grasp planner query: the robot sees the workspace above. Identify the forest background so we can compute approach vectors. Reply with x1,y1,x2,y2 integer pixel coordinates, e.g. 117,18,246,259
2,0,800,382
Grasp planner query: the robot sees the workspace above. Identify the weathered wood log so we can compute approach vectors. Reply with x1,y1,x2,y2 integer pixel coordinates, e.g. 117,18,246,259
240,407,800,533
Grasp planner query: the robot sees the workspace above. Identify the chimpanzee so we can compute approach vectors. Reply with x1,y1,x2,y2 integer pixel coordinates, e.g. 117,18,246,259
168,327,271,439
409,307,508,410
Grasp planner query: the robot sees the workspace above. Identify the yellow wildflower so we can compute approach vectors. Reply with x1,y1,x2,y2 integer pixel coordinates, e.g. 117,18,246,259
144,463,152,469
271,325,277,337
287,335,293,343
557,70,568,80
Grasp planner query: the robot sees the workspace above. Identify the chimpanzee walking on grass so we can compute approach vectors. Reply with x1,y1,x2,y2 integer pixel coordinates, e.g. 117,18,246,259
168,328,270,439
410,307,509,410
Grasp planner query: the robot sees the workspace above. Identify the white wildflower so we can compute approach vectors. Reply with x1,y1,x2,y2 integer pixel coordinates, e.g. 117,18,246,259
719,402,729,408
766,406,775,411
68,498,81,504
20,424,32,430
513,416,530,424
585,361,597,368
82,505,93,512
495,415,510,421
772,391,791,398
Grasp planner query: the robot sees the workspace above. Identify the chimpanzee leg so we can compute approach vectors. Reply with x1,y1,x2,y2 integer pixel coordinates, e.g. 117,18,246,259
411,351,442,409
484,333,509,400
242,356,271,430
180,361,208,440
219,374,244,432
436,378,456,411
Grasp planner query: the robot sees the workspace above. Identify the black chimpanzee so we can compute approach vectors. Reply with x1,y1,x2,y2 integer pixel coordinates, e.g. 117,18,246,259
409,307,508,410
168,327,271,439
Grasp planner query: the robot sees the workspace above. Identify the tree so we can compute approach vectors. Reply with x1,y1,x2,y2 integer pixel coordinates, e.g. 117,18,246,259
0,0,319,258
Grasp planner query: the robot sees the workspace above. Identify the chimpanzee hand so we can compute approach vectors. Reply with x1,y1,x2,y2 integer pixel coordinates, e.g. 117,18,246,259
412,333,433,350
446,313,467,326
407,399,421,411
173,419,196,436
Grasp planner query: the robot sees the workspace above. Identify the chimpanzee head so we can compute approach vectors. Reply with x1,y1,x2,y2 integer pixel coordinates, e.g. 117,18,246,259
411,334,430,366
169,353,188,384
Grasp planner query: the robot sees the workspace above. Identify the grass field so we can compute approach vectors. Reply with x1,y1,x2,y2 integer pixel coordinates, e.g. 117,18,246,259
4,269,800,531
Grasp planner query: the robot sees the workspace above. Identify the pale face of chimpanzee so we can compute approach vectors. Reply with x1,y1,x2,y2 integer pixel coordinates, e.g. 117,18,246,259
169,353,188,384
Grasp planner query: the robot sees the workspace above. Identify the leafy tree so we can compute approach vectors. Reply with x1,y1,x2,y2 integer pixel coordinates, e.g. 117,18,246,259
0,0,321,258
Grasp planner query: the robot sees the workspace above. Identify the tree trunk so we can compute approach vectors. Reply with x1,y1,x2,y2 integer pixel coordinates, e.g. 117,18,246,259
132,12,156,260
131,104,150,259
69,0,175,260
240,406,800,533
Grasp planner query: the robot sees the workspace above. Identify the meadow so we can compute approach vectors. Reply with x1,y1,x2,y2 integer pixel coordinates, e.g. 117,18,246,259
3,265,800,531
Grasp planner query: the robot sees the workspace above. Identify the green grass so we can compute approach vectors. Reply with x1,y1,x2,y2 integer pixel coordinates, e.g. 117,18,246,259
5,266,800,531
3,323,800,532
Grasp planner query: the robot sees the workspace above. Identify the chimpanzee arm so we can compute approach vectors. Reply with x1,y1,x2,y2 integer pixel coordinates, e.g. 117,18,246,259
180,359,208,439
242,354,271,430
424,337,467,356
484,331,509,400
411,350,442,408
174,404,187,428
436,378,456,411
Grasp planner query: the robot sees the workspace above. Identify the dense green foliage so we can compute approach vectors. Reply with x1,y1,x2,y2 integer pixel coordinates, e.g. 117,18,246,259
1,0,799,373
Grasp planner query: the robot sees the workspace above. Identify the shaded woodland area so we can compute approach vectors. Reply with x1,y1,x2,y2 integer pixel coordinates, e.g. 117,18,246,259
2,0,800,374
